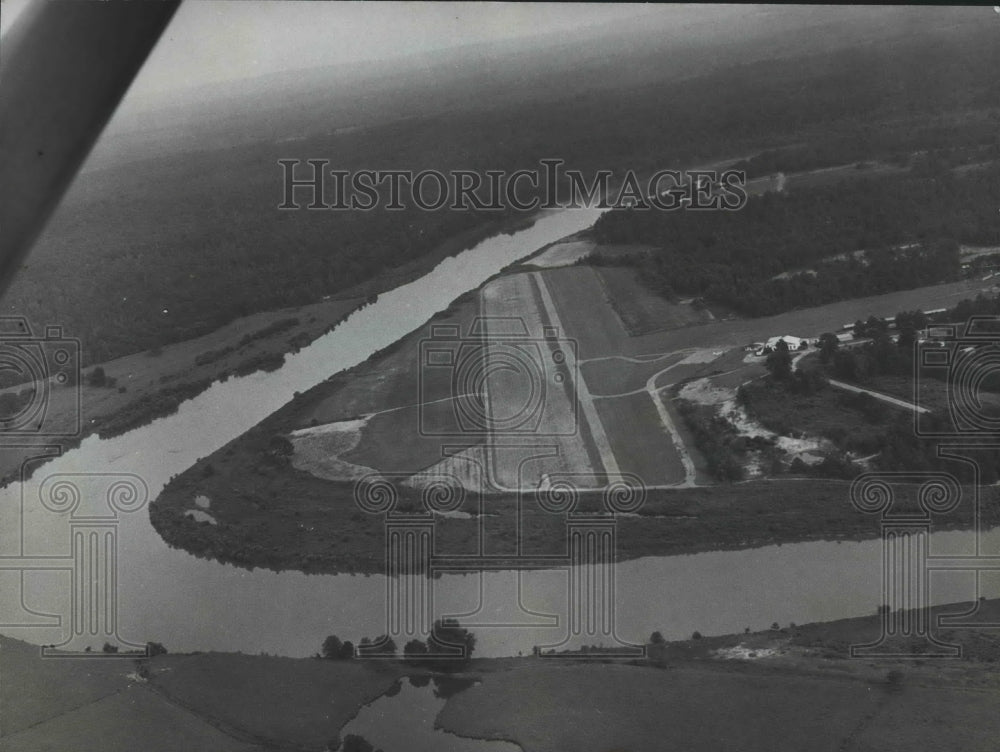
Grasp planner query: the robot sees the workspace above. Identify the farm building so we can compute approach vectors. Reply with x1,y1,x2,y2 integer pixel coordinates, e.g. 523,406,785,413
754,335,808,356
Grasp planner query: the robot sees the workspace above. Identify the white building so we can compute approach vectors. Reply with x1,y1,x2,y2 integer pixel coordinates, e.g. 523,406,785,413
755,335,807,356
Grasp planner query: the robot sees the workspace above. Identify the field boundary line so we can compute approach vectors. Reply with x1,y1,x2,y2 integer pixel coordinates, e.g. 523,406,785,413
826,378,930,414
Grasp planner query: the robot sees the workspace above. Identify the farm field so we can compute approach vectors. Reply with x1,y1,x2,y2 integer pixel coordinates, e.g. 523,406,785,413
438,654,1000,752
593,391,685,485
552,264,998,360
595,265,715,335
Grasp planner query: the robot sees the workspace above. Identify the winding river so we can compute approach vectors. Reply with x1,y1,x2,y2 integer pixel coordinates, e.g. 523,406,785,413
1,206,997,660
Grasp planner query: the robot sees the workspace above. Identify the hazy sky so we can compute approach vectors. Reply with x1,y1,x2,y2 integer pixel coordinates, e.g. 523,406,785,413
2,1,661,98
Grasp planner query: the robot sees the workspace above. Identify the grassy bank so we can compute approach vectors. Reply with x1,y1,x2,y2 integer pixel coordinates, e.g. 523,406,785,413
0,212,537,486
8,598,1000,751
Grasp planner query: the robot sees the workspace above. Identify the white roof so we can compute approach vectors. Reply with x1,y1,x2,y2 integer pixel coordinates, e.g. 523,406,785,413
764,335,803,348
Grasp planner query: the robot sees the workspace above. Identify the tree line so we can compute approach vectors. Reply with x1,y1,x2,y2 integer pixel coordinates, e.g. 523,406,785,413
320,618,476,667
592,163,1000,317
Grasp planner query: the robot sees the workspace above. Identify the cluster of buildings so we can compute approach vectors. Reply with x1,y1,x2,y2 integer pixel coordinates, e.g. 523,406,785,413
747,335,811,357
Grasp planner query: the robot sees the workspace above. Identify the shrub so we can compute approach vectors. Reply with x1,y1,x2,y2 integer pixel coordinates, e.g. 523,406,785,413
87,367,107,388
322,635,343,659
404,639,428,662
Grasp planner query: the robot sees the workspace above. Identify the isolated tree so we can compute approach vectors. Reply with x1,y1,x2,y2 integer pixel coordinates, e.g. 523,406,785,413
428,618,476,665
650,631,665,644
897,325,917,351
817,332,840,363
339,640,355,660
88,366,107,388
321,635,343,660
404,639,429,663
765,339,792,380
146,641,167,657
866,316,889,337
359,635,397,657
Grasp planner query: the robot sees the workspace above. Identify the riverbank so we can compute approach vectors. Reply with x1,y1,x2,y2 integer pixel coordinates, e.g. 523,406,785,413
0,212,538,487
149,270,1000,575
7,598,1000,751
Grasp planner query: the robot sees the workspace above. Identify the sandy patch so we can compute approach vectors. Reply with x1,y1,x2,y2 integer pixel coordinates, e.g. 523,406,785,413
194,494,211,509
678,377,830,476
404,445,490,493
288,418,380,482
531,239,596,268
184,509,217,525
678,377,736,406
714,644,782,660
678,349,725,365
723,401,828,457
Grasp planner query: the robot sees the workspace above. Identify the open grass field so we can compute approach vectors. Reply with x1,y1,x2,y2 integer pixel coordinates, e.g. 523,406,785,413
437,658,1000,752
5,686,258,752
0,636,407,751
548,262,998,361
0,637,258,752
437,599,1000,752
440,662,886,752
1,636,130,736
595,265,715,336
593,391,685,485
580,352,691,397
11,598,1000,752
151,652,405,750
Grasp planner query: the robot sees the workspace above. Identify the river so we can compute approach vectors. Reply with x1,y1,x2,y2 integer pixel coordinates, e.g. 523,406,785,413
1,205,996,659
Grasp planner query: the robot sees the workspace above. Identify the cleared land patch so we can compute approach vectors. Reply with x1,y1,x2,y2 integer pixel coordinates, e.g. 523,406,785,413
593,391,685,485
289,418,377,481
595,265,715,335
438,662,890,752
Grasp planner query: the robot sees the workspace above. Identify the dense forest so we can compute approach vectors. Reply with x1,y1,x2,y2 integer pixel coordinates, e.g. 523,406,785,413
593,163,1000,316
729,114,1000,179
6,7,1000,364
